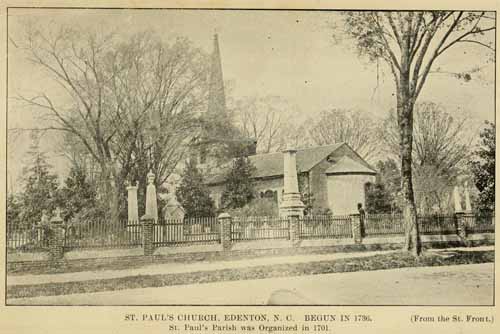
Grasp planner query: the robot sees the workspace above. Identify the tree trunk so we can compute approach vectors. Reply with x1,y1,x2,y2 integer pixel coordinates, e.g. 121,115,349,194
398,69,422,256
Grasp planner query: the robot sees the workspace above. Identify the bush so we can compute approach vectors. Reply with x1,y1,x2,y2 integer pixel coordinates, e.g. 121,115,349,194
227,198,279,217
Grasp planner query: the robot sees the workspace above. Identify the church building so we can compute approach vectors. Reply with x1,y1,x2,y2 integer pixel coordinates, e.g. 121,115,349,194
195,34,377,215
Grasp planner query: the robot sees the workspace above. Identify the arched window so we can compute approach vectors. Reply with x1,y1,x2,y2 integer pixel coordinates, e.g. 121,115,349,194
262,189,278,203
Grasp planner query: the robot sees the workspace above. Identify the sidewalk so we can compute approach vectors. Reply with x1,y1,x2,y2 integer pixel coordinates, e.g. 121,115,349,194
9,263,494,305
8,249,398,286
8,245,493,287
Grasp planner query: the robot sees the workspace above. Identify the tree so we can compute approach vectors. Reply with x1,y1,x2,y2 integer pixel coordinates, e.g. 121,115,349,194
365,182,393,214
175,159,216,218
57,164,104,222
233,96,297,153
7,193,22,228
307,109,380,161
19,132,60,228
220,157,256,209
14,25,208,222
341,11,494,255
382,102,472,213
470,121,495,211
365,159,402,214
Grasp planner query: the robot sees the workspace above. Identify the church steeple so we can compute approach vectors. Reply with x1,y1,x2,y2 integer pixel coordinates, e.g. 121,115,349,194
207,34,226,116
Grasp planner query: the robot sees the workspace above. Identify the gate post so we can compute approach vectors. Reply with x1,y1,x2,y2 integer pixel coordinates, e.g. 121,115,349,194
141,214,156,256
218,212,232,251
455,212,471,247
350,213,362,244
288,214,301,246
49,208,65,263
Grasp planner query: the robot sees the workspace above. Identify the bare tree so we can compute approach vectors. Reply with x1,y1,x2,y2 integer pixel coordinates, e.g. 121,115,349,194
341,11,495,255
307,109,380,162
233,96,297,153
382,102,472,213
12,25,208,221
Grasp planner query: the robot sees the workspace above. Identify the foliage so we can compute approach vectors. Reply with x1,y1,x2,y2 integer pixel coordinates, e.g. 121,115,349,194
382,102,471,213
365,182,393,214
17,26,209,222
227,198,279,217
470,121,495,211
176,159,216,218
220,157,256,209
7,193,22,228
19,133,60,228
57,164,105,223
341,11,495,255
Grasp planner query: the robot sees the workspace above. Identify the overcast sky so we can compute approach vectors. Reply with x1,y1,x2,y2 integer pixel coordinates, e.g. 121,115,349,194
7,8,496,191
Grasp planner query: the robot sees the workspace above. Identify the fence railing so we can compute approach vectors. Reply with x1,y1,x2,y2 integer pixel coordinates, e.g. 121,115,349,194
153,217,220,247
7,211,495,253
231,216,290,241
464,212,495,233
63,220,143,250
7,225,50,252
364,213,405,236
417,214,458,235
300,215,353,239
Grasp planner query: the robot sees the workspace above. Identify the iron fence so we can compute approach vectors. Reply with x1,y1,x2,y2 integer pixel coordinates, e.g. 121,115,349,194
7,225,50,252
231,216,289,241
153,217,220,247
417,214,458,235
465,212,495,233
299,214,352,239
364,213,405,236
64,220,142,250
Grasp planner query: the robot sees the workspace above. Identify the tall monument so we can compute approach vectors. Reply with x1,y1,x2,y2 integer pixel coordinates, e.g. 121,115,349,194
145,171,158,221
279,145,305,218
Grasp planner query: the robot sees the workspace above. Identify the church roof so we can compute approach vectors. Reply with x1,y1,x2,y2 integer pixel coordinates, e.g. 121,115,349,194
325,156,377,175
248,143,345,178
206,142,375,185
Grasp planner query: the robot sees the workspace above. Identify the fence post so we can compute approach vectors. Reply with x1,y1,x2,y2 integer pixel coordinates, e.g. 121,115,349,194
48,210,65,263
455,212,471,247
288,214,301,246
141,214,156,256
350,213,362,244
218,212,232,251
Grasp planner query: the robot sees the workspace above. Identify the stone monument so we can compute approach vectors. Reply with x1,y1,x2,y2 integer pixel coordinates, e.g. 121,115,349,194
453,185,463,213
145,171,158,221
127,181,139,223
279,145,305,218
464,181,472,213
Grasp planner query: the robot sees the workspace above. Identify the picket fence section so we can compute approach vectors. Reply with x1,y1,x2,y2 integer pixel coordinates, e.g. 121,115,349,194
300,215,352,239
153,217,220,247
364,213,405,236
6,211,495,252
64,220,142,250
231,216,290,241
7,225,50,252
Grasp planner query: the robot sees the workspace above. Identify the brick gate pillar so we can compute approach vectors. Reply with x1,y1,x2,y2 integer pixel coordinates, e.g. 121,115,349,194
288,214,301,246
350,213,362,244
49,209,65,263
141,214,156,256
218,212,232,251
455,212,471,247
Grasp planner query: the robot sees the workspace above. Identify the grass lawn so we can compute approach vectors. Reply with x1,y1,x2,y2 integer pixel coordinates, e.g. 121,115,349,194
7,249,493,299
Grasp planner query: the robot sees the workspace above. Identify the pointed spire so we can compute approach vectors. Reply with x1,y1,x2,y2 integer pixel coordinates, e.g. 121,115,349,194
207,33,226,116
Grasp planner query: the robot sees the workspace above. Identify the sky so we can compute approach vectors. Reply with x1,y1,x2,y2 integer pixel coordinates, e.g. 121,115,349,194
7,8,496,191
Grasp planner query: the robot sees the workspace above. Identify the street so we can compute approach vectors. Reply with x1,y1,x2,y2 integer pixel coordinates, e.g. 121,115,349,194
9,263,493,306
